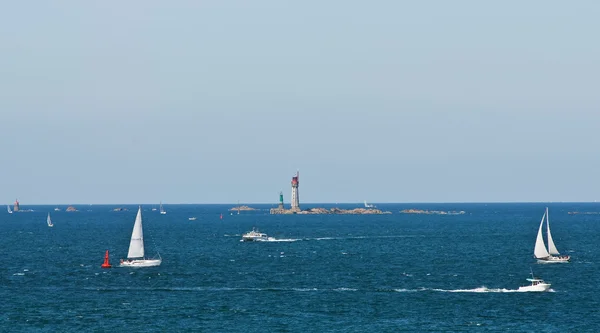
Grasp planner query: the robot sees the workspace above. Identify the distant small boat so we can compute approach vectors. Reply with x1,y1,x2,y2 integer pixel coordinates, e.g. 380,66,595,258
364,200,374,208
533,207,570,263
518,271,551,292
7,205,12,214
159,202,166,215
54,208,60,211
241,227,269,242
120,206,162,267
47,213,54,227
188,217,197,221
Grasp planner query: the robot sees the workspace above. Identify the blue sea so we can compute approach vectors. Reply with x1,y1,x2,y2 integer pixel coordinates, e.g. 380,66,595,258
1,202,599,332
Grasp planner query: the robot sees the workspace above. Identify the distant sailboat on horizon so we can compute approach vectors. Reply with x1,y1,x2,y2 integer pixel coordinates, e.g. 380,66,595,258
47,213,54,227
159,202,166,215
7,205,12,214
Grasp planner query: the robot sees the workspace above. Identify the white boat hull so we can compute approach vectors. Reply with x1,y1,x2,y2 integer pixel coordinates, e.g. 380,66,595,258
536,256,570,263
518,283,551,292
119,259,162,267
241,236,269,242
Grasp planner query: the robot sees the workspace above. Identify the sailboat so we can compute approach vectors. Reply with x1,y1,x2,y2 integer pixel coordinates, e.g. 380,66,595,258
47,213,54,227
7,205,12,214
159,202,166,215
533,207,570,263
120,206,162,267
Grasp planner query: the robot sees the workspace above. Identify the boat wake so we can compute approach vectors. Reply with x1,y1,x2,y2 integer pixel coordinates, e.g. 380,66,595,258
260,237,301,242
394,287,555,293
80,285,554,293
306,235,418,241
85,286,357,293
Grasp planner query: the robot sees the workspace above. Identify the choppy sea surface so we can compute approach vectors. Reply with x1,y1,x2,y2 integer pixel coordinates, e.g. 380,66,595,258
1,202,599,332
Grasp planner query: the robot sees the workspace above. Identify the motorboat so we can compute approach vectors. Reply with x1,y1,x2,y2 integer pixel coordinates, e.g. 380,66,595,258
518,272,551,292
241,227,269,242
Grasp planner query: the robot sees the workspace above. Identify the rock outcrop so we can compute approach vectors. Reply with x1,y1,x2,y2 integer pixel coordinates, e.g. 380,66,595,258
229,205,257,211
270,207,391,215
399,209,465,215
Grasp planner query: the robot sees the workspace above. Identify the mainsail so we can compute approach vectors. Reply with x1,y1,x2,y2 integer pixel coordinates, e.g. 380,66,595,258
127,207,145,258
534,209,550,259
47,213,53,227
545,208,560,255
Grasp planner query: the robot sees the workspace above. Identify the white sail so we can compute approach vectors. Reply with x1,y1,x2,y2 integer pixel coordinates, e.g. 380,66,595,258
127,207,145,259
7,205,12,214
534,210,550,259
545,208,560,255
159,202,166,214
47,213,53,227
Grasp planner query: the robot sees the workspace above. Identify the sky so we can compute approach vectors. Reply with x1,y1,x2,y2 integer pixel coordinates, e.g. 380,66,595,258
0,1,599,204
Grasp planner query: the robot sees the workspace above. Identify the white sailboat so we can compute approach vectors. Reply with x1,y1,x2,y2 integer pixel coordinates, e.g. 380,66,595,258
120,206,162,267
533,207,570,263
7,205,12,214
364,200,374,208
47,213,54,227
159,202,166,215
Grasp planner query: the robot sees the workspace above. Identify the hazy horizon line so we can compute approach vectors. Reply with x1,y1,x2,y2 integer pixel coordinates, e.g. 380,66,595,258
7,201,599,206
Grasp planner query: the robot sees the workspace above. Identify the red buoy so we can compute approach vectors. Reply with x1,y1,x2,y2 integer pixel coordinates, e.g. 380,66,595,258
101,250,112,268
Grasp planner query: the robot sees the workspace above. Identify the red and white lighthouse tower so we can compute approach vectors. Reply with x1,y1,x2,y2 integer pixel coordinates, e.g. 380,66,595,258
290,171,300,212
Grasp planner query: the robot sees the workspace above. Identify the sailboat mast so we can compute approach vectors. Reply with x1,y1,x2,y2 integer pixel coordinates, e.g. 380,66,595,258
546,207,560,255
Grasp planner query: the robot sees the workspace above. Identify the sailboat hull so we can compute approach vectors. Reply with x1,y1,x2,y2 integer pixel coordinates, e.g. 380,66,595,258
536,256,570,263
119,259,162,267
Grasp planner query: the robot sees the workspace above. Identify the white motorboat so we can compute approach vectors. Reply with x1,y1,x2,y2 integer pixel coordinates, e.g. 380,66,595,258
518,272,551,292
120,206,162,267
188,217,197,221
533,207,570,263
241,227,269,242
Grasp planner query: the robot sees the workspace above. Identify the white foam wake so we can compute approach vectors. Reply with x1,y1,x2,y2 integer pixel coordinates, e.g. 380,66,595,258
393,287,555,293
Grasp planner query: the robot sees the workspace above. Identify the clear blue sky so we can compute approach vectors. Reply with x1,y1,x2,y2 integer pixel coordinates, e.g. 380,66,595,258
1,1,598,204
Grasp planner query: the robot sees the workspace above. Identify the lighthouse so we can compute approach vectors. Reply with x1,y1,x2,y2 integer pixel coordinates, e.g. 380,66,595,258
13,199,19,212
290,171,300,212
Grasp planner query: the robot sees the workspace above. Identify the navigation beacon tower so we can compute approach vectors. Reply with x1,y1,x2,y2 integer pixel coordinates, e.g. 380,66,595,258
278,191,285,210
13,199,19,212
290,171,300,212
